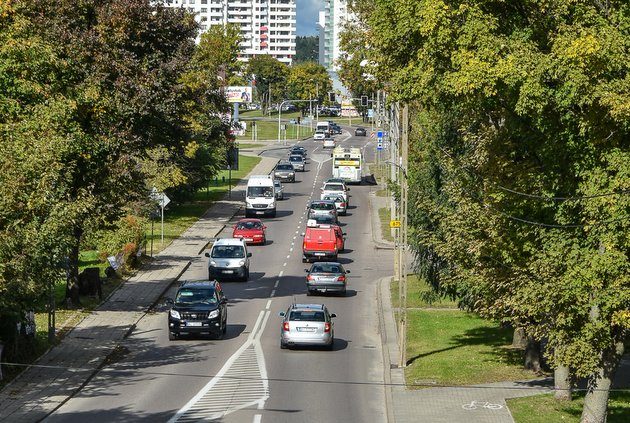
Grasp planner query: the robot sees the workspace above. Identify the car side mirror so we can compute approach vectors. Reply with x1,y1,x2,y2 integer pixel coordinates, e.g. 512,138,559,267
247,252,252,257
165,298,174,305
220,297,228,304
204,252,210,257
263,226,267,229
343,232,347,236
278,311,286,317
301,233,305,237
345,270,350,274
304,269,309,273
330,313,337,318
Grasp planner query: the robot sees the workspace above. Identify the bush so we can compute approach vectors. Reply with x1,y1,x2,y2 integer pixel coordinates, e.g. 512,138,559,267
96,215,147,269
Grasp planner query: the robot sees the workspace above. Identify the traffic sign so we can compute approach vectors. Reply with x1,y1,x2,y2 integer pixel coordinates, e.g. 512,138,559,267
377,141,383,151
377,130,383,138
150,188,170,209
370,132,375,138
390,220,401,228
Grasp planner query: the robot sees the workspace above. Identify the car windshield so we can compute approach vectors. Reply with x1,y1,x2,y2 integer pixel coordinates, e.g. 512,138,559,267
289,310,325,322
324,184,345,191
247,186,274,197
313,215,336,224
289,156,302,162
175,288,217,305
311,264,343,273
276,164,293,170
311,202,335,210
236,221,262,230
211,245,245,258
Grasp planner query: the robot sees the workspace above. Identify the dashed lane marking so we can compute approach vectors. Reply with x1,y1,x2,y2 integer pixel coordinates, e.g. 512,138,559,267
278,271,284,277
270,289,276,297
274,281,279,288
253,414,262,423
265,300,271,310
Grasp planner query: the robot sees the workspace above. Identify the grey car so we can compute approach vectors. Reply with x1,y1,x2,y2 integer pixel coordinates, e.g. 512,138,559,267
274,162,295,182
273,179,284,200
279,303,336,350
289,154,305,171
305,262,349,296
322,194,347,215
308,200,338,219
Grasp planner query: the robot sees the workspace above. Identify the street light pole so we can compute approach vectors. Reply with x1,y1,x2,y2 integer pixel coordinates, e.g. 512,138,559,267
399,104,409,368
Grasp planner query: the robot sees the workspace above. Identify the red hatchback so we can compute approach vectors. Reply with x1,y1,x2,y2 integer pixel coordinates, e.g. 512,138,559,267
232,219,266,245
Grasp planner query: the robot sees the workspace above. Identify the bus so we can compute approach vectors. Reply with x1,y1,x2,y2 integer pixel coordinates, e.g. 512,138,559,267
332,147,362,184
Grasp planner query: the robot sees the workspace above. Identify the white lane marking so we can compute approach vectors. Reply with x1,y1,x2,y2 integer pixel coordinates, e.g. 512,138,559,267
278,271,284,277
295,230,299,234
283,262,287,267
293,236,296,240
270,289,276,297
289,248,293,252
274,280,279,288
286,255,290,259
265,299,272,310
253,414,262,423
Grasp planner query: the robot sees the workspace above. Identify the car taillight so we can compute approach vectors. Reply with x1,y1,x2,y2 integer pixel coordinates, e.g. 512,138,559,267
340,203,346,207
283,322,290,331
324,322,331,333
337,275,346,282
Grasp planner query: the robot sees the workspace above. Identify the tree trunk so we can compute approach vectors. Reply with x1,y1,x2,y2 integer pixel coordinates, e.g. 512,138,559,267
65,226,83,307
512,327,527,349
554,365,572,401
581,341,624,423
524,336,542,373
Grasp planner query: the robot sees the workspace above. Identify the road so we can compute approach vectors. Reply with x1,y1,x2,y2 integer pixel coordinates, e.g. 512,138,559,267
46,129,393,423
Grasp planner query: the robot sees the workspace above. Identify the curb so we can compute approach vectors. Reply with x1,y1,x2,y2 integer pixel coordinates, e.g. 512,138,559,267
368,192,395,250
377,276,397,423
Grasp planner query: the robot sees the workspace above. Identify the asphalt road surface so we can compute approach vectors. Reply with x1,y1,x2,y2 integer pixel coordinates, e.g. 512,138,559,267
47,129,393,423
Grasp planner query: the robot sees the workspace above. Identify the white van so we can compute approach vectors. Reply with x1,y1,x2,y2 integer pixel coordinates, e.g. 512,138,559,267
246,175,276,217
316,121,331,136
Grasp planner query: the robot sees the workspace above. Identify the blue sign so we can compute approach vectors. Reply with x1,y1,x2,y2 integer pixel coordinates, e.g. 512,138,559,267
377,130,383,138
368,109,374,118
377,141,383,151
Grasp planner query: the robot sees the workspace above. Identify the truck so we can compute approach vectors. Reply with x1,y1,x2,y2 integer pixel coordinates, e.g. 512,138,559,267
245,175,276,218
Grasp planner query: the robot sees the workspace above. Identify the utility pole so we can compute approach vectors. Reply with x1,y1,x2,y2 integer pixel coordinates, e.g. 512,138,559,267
399,104,409,368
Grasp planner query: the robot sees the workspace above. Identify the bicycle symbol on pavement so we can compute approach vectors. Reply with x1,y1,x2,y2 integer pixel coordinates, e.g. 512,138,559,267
462,401,503,411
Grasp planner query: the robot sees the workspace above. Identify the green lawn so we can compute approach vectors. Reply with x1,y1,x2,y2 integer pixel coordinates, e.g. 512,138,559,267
508,392,630,423
239,109,301,119
391,274,458,309
378,207,395,243
237,119,313,141
404,309,537,386
146,154,261,255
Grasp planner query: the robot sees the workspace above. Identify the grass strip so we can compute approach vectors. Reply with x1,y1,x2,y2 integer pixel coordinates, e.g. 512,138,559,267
391,274,458,309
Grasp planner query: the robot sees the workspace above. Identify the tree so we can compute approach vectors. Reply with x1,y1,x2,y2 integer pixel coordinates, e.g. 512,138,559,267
286,62,332,111
352,1,630,421
246,55,289,111
294,35,319,63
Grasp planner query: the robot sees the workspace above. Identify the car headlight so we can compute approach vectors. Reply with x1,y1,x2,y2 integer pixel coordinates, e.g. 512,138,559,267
246,202,253,208
239,260,246,266
170,309,181,319
270,201,276,208
209,261,216,266
208,309,220,319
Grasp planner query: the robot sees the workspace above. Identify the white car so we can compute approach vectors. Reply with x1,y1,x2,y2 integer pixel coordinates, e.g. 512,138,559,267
274,180,284,200
313,130,326,140
323,138,335,149
320,182,348,204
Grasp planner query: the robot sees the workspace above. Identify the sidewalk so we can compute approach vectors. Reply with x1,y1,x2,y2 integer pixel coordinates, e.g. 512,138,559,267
0,155,278,422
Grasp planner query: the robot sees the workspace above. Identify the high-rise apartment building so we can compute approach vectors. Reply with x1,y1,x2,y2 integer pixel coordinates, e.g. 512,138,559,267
318,0,353,93
164,0,297,65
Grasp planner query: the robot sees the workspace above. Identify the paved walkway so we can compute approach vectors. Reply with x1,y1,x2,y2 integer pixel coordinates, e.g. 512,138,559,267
0,155,278,422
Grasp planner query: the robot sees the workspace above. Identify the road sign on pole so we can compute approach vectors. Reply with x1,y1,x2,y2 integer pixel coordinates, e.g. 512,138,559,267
390,220,401,228
150,188,170,245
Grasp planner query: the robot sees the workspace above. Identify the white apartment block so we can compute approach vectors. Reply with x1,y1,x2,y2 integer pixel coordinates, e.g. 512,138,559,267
318,0,352,72
164,0,296,65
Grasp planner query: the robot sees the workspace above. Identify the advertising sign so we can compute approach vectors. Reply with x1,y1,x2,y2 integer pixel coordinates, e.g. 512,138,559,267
226,86,253,104
341,99,360,117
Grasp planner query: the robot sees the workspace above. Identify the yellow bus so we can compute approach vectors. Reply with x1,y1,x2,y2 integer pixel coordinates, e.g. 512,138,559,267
332,147,362,183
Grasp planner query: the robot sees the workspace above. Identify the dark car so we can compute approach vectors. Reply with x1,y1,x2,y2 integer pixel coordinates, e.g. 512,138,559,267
289,146,307,158
167,280,228,340
330,124,342,135
354,127,367,136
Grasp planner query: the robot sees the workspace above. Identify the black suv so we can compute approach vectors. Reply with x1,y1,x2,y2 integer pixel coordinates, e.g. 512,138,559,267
167,280,228,340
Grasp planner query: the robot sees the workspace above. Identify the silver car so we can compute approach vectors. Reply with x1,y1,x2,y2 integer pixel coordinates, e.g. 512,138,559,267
274,162,295,182
322,194,347,215
305,262,349,296
308,200,338,219
279,303,336,350
273,180,284,200
289,154,305,171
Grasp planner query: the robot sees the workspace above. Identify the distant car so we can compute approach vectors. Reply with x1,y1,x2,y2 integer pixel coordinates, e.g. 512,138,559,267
279,303,336,350
167,280,228,340
325,178,347,187
308,213,339,227
330,124,342,135
314,130,326,140
289,154,305,171
305,262,350,296
321,182,349,203
323,138,336,149
302,226,338,262
308,200,338,219
205,238,252,281
322,194,347,215
289,146,307,157
274,162,296,182
232,218,266,245
273,179,284,200
354,127,367,136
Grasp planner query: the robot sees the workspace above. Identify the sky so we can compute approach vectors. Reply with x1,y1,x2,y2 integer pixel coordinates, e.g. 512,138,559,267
296,0,321,36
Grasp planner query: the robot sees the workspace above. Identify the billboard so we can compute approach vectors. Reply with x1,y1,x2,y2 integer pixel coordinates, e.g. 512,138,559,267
341,99,359,117
226,86,253,104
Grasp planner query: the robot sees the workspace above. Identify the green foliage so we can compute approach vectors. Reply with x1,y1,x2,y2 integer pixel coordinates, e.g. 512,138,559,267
286,62,332,109
95,214,147,266
246,55,289,107
294,35,319,63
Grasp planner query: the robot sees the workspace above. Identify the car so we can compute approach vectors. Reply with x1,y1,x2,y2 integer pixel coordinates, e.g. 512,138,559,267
305,262,350,296
354,127,367,136
330,124,342,135
308,200,338,219
205,238,252,281
323,138,336,149
274,162,296,182
325,178,347,187
307,219,345,251
245,175,276,217
302,226,338,262
273,179,284,200
279,303,336,350
167,280,228,340
321,182,349,203
322,194,347,215
313,130,326,140
289,154,305,171
232,218,266,245
308,214,339,226
289,146,307,158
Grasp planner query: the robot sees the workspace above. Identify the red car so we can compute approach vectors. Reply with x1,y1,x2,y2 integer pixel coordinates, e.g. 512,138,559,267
232,219,266,245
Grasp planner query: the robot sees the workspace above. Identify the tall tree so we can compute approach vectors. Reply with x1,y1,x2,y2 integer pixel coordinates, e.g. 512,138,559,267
294,35,319,63
286,61,332,111
246,55,289,111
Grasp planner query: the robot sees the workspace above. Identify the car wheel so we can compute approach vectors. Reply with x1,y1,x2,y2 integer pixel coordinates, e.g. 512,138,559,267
168,332,178,341
327,341,334,351
280,341,288,350
306,289,313,296
243,268,249,282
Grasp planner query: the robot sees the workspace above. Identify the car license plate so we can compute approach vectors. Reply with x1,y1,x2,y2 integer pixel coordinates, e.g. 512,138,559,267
314,252,325,256
256,211,264,215
223,270,234,274
244,238,253,242
297,327,316,332
186,322,202,327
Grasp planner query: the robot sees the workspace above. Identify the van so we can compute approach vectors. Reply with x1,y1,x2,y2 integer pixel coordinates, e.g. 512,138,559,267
204,238,252,281
246,175,276,217
316,121,331,136
302,226,338,263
